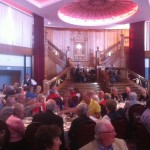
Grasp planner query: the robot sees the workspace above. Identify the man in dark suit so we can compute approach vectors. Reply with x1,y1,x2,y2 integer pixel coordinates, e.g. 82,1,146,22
32,99,65,150
68,103,95,150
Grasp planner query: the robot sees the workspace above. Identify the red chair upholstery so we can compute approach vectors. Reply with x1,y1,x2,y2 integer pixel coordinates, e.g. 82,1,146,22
75,120,96,149
111,117,127,139
135,121,150,150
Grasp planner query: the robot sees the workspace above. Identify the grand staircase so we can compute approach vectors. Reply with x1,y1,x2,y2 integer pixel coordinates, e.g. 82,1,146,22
44,40,149,97
111,82,142,97
58,80,101,96
58,80,142,97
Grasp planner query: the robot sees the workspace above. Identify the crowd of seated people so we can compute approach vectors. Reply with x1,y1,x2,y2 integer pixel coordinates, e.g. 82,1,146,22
106,66,122,85
73,64,96,82
1,78,150,150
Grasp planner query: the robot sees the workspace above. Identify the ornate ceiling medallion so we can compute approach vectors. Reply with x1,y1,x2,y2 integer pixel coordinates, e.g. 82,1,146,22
58,0,138,26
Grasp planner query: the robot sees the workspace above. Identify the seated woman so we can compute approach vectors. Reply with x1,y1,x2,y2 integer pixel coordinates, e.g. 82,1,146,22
46,89,61,101
6,103,26,150
35,124,62,150
32,94,46,116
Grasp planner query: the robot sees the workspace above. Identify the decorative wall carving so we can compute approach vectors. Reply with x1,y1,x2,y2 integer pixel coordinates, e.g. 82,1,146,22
71,31,87,61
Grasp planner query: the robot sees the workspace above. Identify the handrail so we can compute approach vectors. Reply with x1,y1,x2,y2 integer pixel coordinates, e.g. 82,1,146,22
43,66,72,94
97,67,150,94
100,41,120,60
48,40,66,58
110,67,150,93
126,68,150,92
47,40,68,69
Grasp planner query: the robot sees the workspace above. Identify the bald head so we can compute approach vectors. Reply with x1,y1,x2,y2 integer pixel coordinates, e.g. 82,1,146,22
126,87,131,94
95,120,114,139
46,99,56,112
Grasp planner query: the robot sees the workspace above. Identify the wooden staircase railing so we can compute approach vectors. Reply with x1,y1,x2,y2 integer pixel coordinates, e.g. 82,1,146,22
99,41,121,66
97,67,150,94
47,40,67,68
43,66,72,94
125,68,150,93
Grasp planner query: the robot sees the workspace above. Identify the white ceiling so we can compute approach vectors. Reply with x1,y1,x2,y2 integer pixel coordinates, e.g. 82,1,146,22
3,0,150,29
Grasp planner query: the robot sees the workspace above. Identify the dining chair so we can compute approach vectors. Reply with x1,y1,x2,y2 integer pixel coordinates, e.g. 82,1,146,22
135,121,150,150
111,117,127,139
0,120,10,150
73,120,96,149
128,104,146,122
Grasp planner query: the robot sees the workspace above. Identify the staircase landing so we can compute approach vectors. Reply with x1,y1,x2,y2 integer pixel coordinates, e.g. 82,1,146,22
58,80,101,96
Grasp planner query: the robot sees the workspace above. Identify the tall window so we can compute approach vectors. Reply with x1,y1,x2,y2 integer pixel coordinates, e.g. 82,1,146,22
0,3,33,48
145,21,150,51
145,21,150,79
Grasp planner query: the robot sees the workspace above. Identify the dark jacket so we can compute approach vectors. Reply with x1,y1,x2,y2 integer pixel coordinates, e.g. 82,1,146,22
32,110,65,150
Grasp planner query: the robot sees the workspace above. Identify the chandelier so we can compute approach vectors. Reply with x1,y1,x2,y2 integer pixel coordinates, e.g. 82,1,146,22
58,0,138,26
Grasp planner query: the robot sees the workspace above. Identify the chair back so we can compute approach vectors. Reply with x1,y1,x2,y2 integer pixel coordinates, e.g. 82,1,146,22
75,120,96,149
128,104,146,122
135,121,150,150
111,117,127,139
25,122,43,150
0,120,10,150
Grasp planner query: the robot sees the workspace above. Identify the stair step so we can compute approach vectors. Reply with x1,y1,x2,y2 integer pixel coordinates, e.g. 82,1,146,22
59,81,101,96
110,82,142,96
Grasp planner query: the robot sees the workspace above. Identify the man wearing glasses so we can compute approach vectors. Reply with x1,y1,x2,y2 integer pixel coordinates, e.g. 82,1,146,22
79,120,128,150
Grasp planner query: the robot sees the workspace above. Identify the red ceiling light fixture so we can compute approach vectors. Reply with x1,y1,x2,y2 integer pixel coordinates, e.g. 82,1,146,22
58,0,138,26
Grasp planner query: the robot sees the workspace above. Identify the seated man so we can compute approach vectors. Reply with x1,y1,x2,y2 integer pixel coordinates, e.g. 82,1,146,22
124,92,140,121
32,99,65,150
79,120,128,150
139,88,149,102
98,90,105,102
140,99,150,133
68,103,95,149
122,87,131,101
102,99,122,122
0,96,16,121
